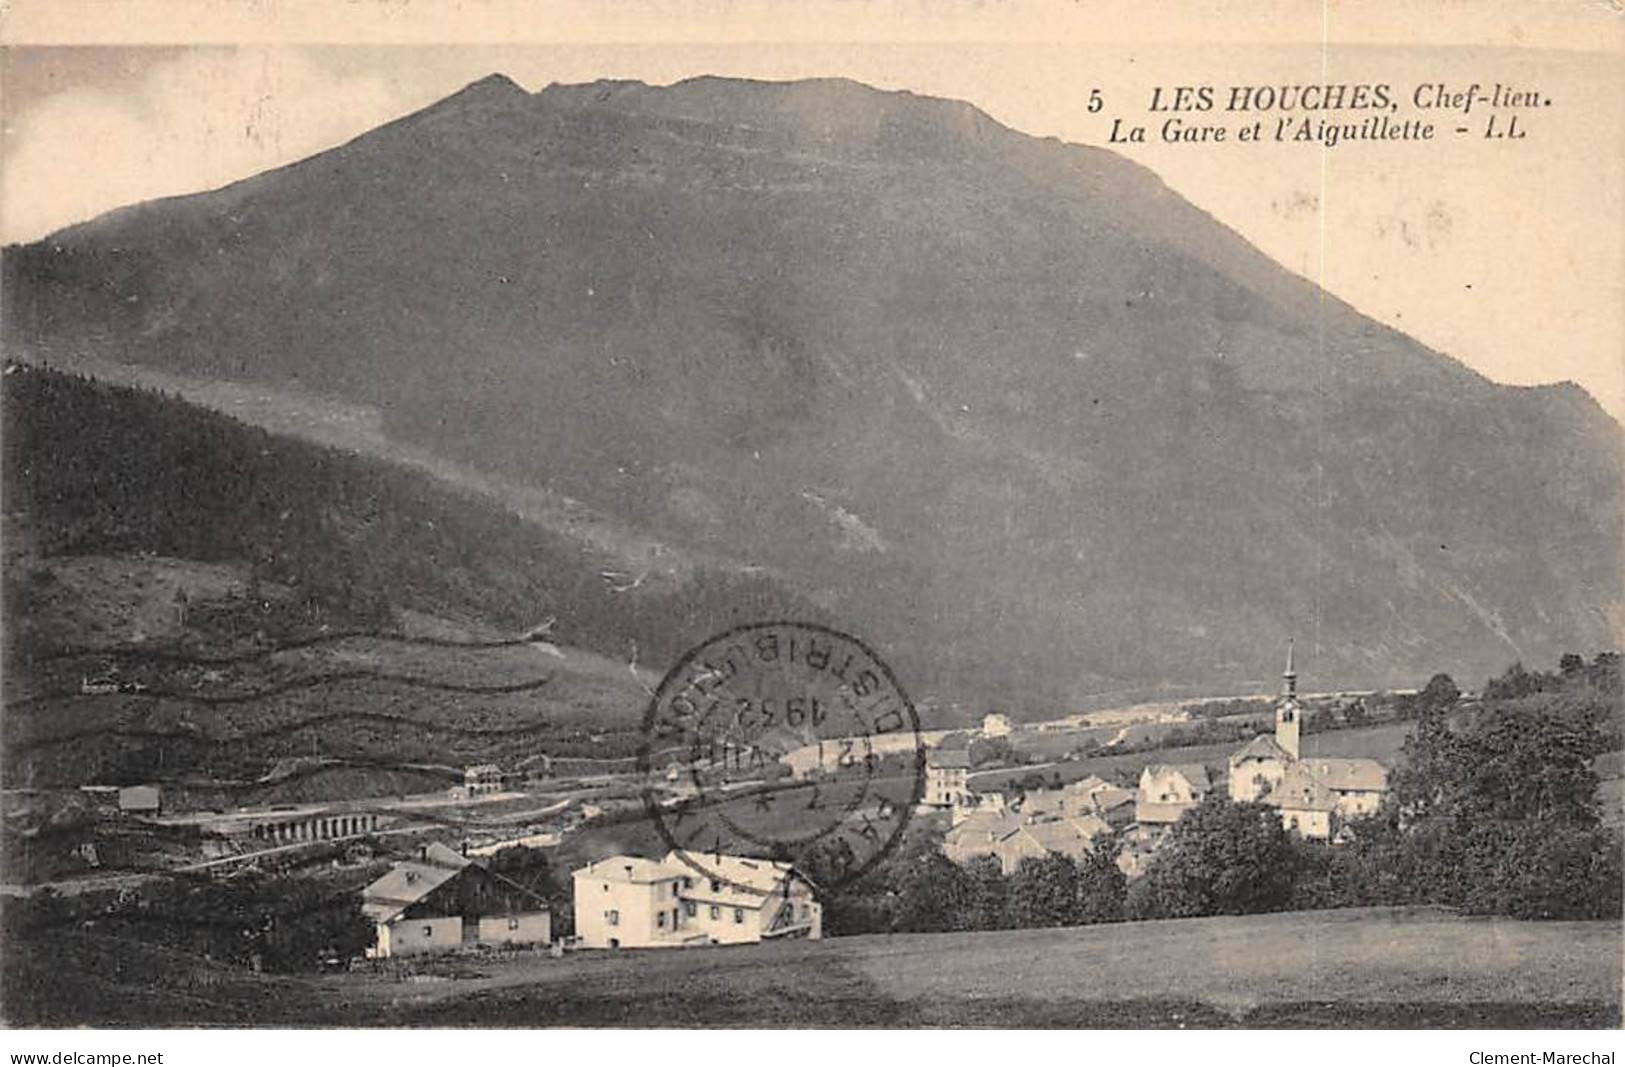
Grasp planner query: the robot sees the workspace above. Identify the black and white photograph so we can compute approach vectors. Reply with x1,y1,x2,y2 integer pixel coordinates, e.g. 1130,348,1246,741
0,0,1620,1046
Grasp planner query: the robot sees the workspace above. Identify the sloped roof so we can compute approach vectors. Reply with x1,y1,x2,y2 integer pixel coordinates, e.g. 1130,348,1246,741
362,843,473,923
1018,790,1064,817
1016,819,1102,862
1066,813,1112,841
1303,757,1387,792
1092,786,1136,811
1133,798,1194,825
946,811,1021,845
929,748,973,770
1230,734,1292,765
1144,763,1211,794
1063,775,1111,796
670,851,800,898
1271,765,1338,813
573,854,678,885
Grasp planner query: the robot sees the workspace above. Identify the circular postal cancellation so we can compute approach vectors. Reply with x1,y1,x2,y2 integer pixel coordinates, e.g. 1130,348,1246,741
638,621,926,892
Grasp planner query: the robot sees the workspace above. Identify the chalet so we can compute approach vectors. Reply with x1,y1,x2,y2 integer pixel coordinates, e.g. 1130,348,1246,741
980,713,1014,738
572,851,821,949
361,842,551,958
1133,762,1210,833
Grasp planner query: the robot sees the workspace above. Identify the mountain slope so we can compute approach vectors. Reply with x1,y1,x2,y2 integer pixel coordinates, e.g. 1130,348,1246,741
1,364,819,788
4,74,1619,701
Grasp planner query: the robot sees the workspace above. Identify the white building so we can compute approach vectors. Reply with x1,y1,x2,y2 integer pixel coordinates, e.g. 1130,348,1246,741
924,749,972,808
980,713,1014,738
572,851,821,949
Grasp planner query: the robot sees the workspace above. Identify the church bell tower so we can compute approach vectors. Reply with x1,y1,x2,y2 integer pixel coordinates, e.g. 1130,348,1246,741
1275,639,1301,760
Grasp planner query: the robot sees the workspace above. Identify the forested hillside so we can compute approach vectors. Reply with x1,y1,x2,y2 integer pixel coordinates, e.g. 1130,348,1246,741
2,363,821,789
3,362,817,663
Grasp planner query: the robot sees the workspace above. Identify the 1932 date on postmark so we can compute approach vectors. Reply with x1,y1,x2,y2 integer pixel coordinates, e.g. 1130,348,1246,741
638,621,926,890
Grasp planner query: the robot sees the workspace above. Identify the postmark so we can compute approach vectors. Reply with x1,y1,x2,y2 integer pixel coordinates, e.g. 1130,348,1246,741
638,621,926,891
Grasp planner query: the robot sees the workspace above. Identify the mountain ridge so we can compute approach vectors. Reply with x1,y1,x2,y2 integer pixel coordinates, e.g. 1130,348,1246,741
4,73,1617,703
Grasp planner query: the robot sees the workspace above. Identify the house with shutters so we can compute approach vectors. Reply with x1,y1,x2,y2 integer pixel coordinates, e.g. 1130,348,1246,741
361,842,552,958
924,748,973,808
571,851,821,949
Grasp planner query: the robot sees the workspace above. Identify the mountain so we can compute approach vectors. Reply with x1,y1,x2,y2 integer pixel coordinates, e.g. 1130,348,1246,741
4,74,1620,705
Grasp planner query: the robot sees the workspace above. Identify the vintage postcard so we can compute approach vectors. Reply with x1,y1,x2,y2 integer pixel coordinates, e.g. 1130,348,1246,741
0,0,1620,1043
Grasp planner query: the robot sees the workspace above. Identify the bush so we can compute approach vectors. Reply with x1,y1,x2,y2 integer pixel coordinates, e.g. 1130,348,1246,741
1468,823,1623,920
1127,798,1297,920
1010,853,1080,928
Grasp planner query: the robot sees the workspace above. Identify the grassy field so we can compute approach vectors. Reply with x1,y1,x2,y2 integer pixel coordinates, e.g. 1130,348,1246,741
5,906,1617,1028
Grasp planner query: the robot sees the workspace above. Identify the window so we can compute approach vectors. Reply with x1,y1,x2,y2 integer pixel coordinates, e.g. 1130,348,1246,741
508,917,520,931
682,876,693,889
709,905,720,920
422,925,433,937
672,882,681,898
607,910,620,926
658,911,667,928
684,902,696,917
733,908,745,924
711,880,723,893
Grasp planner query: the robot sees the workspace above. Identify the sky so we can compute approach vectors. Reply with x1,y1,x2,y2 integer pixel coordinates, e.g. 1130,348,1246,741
2,2,1621,419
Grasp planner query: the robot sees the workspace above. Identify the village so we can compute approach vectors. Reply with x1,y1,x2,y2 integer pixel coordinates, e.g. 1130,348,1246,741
334,642,1395,961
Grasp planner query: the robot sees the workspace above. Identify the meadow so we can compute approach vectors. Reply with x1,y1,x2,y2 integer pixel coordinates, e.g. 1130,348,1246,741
6,906,1616,1028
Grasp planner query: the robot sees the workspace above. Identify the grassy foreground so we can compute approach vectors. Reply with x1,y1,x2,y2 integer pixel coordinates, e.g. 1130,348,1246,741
4,906,1618,1028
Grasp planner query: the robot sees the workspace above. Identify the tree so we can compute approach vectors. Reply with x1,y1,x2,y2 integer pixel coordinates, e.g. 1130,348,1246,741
1010,853,1080,928
963,854,1012,930
1127,798,1298,920
967,735,1014,768
1074,842,1126,924
1473,824,1623,920
1383,655,1613,916
1418,672,1461,714
893,852,977,933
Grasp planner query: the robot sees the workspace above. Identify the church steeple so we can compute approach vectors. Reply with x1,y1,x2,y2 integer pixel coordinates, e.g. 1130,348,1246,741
1275,639,1301,759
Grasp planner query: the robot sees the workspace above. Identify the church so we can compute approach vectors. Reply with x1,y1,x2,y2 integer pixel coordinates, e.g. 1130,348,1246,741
1227,642,1389,840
